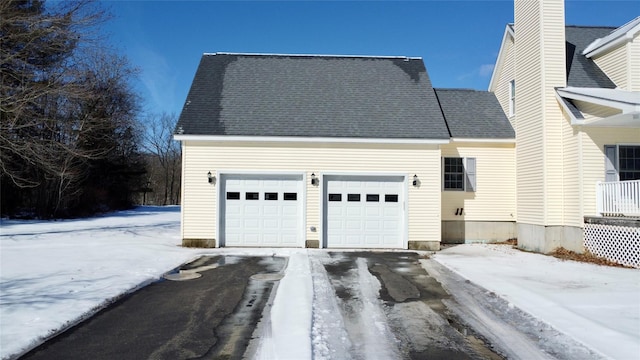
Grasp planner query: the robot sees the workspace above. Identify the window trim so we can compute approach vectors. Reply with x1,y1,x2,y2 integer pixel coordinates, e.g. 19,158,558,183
442,157,476,192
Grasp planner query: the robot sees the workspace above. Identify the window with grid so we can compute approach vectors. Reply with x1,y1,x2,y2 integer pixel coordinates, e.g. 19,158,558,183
619,145,640,181
444,157,465,190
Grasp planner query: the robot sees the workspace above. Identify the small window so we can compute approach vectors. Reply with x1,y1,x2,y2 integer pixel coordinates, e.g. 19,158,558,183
245,192,259,200
226,192,240,200
347,194,361,202
265,192,278,200
509,79,516,116
328,193,342,202
385,194,398,202
284,192,297,201
366,194,379,202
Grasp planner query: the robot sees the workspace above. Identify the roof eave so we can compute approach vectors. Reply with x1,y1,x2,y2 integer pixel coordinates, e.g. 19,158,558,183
488,24,515,92
583,18,640,58
173,134,450,145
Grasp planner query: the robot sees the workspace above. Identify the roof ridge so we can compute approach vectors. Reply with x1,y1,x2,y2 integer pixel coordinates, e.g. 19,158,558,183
203,52,422,60
434,88,487,92
565,24,617,29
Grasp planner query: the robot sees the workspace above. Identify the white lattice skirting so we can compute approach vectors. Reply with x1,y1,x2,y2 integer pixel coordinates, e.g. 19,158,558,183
584,223,640,268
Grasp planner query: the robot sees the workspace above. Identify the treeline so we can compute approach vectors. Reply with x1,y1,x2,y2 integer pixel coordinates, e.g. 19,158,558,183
0,0,180,219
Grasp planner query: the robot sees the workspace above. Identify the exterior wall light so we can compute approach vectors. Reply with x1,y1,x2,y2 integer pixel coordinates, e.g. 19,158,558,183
311,173,318,186
207,171,215,184
413,174,419,186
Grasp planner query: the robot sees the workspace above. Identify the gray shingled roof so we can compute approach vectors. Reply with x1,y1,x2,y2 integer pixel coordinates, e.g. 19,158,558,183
176,53,450,139
434,89,514,139
565,26,617,88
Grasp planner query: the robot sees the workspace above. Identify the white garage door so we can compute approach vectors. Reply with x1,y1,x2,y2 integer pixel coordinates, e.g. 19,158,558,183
324,175,405,248
221,174,303,247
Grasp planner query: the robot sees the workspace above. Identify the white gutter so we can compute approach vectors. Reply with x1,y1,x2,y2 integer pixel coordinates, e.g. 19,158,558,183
450,138,515,143
173,134,450,145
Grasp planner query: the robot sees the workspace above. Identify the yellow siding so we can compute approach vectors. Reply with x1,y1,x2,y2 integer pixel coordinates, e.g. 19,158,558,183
630,36,640,91
561,111,582,227
441,143,516,222
593,43,628,89
581,128,640,216
541,0,567,225
180,140,442,245
494,36,516,130
573,100,622,121
514,1,544,225
514,0,566,226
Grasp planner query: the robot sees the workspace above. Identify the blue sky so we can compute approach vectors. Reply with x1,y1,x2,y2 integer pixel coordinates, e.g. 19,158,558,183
102,1,639,116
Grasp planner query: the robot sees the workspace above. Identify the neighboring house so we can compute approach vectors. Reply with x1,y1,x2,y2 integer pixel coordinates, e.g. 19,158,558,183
174,54,513,249
489,0,640,254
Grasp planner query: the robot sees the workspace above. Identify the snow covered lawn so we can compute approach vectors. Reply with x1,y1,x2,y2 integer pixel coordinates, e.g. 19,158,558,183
433,244,640,360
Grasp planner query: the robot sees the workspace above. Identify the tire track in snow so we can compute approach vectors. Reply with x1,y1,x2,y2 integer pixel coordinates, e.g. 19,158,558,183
352,257,401,360
310,254,353,360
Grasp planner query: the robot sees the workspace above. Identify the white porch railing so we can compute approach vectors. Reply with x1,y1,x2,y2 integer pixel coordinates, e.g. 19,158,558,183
596,180,640,217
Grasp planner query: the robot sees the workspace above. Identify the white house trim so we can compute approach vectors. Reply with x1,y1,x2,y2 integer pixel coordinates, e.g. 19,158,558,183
488,24,515,92
582,16,640,58
174,134,450,145
450,138,515,143
556,87,640,127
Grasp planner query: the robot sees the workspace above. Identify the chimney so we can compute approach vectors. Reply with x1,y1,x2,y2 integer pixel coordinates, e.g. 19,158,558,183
514,0,567,240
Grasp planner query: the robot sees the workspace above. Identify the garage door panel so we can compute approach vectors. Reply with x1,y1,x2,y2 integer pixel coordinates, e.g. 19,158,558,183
365,207,380,216
282,205,297,215
365,220,381,231
282,219,297,229
263,218,279,229
243,219,260,229
325,176,404,249
346,206,362,216
346,220,362,230
222,175,303,247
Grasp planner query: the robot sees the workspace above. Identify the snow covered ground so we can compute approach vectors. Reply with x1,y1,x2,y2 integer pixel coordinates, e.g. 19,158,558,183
2,206,639,359
433,244,640,360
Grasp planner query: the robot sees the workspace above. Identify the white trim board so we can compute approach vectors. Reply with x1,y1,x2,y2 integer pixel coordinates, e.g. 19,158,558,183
174,134,450,145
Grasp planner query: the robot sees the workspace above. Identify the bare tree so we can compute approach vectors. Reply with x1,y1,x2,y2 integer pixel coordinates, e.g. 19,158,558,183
0,0,144,218
141,113,181,205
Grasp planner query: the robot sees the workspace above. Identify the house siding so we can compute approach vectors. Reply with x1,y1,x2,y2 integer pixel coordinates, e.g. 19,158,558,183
561,111,582,227
441,143,516,222
631,34,640,91
514,0,566,226
180,140,442,246
573,100,623,121
494,36,517,130
593,42,628,90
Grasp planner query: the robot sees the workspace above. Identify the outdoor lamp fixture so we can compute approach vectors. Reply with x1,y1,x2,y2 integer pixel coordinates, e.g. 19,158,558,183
412,174,418,186
207,171,214,184
311,173,318,186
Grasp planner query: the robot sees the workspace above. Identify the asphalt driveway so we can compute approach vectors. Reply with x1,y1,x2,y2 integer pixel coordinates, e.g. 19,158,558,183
20,252,501,360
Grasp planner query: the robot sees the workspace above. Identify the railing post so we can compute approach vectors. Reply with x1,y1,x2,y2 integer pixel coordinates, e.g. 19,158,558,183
596,181,603,216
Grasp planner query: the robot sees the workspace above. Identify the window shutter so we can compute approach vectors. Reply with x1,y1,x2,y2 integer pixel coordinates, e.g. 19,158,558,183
465,157,476,192
604,145,618,182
